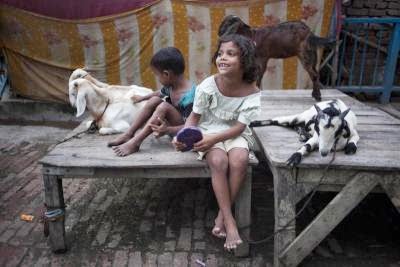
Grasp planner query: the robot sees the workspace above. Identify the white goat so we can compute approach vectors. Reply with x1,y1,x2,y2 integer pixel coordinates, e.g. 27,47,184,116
69,78,152,135
251,99,359,166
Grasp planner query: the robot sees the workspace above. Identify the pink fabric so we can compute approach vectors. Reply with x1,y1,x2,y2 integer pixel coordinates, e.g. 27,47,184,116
0,0,243,19
0,0,157,19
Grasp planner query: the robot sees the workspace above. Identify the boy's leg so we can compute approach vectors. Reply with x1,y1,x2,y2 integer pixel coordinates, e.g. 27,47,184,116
113,102,183,156
108,96,162,147
206,149,242,250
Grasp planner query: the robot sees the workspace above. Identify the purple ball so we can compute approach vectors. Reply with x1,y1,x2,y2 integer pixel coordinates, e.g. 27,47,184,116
176,126,203,152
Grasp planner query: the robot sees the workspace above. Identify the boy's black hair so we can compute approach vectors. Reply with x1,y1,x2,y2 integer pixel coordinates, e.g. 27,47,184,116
150,47,185,75
212,34,259,83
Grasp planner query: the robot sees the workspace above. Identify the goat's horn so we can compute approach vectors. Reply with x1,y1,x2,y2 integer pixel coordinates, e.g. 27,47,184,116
339,108,351,120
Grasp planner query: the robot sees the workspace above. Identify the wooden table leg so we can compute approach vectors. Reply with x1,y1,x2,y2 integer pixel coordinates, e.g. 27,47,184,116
273,167,296,267
380,175,400,214
235,166,252,257
43,174,67,253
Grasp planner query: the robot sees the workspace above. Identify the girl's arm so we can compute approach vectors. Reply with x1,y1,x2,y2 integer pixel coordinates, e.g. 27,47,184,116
193,122,246,152
184,112,201,127
172,112,201,151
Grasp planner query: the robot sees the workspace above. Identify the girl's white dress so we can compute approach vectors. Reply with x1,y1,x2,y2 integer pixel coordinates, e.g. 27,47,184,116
192,75,261,149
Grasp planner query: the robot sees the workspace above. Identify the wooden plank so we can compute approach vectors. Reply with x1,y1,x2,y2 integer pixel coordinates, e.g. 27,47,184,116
380,176,400,214
279,172,379,267
234,167,252,257
43,174,67,253
273,167,296,267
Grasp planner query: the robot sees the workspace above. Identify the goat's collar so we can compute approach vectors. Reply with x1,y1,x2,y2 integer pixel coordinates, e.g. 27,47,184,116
94,98,110,123
81,73,89,78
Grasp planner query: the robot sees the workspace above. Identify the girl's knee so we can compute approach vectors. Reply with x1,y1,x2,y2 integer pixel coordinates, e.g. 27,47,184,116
207,153,228,172
154,101,171,113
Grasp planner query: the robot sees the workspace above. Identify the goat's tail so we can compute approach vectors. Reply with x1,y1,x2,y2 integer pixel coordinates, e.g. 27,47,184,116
250,120,277,127
309,34,336,48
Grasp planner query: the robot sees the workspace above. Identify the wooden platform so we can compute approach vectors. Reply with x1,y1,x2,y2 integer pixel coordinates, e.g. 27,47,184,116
253,89,400,267
39,123,258,257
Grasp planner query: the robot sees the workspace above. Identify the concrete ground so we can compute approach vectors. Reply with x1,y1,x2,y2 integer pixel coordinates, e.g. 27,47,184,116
1,99,400,267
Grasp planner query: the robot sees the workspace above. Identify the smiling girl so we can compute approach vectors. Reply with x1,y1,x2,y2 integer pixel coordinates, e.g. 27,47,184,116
173,34,261,250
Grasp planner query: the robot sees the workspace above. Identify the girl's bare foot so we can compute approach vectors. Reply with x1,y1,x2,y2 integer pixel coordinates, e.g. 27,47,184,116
107,132,133,147
211,211,226,239
112,140,140,156
223,220,243,251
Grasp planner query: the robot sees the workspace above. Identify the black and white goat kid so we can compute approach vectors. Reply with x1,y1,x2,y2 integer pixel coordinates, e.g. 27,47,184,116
251,99,359,166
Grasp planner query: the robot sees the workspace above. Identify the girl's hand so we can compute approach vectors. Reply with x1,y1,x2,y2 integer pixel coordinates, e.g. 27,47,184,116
172,136,187,151
131,95,144,103
150,117,168,138
193,134,216,152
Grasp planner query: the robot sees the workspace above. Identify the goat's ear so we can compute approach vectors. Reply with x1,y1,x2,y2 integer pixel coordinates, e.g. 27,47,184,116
314,104,322,115
339,108,350,120
75,87,87,117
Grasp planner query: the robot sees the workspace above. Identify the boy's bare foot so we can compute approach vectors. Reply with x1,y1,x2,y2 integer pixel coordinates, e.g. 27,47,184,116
224,221,243,251
108,132,133,147
112,140,140,156
211,211,226,239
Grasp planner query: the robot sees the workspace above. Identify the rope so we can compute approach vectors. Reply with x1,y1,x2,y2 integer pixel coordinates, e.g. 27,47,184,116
244,142,338,245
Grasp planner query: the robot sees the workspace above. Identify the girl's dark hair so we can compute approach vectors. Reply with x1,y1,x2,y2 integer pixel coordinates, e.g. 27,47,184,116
150,47,185,75
212,34,259,83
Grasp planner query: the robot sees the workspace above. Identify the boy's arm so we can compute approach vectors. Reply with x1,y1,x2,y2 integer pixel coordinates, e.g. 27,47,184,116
132,90,161,103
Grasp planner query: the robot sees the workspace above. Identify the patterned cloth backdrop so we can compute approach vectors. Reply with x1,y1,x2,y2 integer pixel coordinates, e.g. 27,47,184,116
0,0,334,103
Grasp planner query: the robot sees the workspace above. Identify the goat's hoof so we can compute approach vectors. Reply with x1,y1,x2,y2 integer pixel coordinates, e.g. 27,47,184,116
312,90,322,102
287,152,302,166
344,143,357,155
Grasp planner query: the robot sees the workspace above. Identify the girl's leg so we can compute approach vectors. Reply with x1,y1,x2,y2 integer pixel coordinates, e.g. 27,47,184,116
214,147,249,239
108,96,163,147
113,102,183,156
206,149,242,250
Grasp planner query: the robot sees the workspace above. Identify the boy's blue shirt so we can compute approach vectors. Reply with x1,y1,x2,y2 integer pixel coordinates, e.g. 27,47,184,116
160,82,196,119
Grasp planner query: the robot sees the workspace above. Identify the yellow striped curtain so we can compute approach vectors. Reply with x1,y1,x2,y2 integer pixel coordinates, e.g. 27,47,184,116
0,0,334,103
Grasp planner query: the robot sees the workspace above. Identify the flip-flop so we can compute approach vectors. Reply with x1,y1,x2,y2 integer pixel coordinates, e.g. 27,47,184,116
211,226,226,239
176,126,203,152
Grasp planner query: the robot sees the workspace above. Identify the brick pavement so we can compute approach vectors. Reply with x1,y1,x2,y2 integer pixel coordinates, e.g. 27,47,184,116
1,127,400,267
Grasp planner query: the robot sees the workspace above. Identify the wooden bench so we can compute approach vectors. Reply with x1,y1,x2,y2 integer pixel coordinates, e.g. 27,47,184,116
39,123,258,257
253,89,400,267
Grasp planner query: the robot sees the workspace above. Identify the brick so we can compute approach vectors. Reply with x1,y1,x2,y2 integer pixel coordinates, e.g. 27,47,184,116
33,250,51,267
166,226,176,238
164,240,176,251
173,252,188,267
128,251,142,267
99,196,114,212
0,220,12,235
193,228,205,240
369,9,388,16
92,189,107,203
157,252,173,267
107,233,122,248
352,0,365,8
388,2,400,8
0,229,16,243
3,246,28,267
176,228,192,251
92,221,111,246
143,252,157,267
116,186,129,203
193,219,203,229
251,255,266,267
194,241,206,250
79,202,98,222
205,254,218,267
388,9,400,16
237,258,251,267
144,202,157,217
346,8,369,16
139,220,152,233
112,250,128,267
190,253,204,267
376,2,388,8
